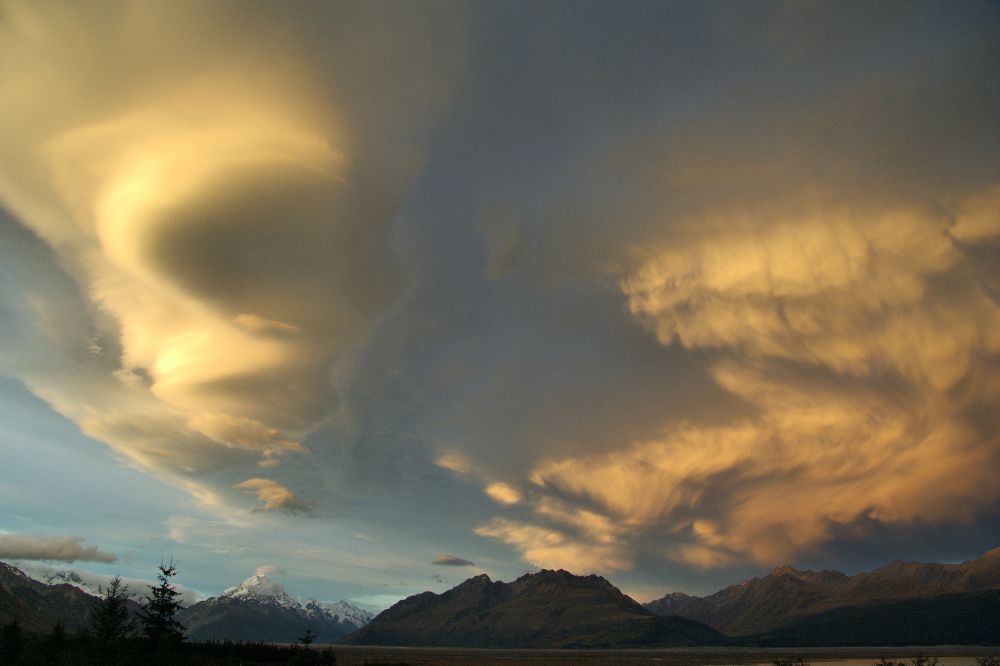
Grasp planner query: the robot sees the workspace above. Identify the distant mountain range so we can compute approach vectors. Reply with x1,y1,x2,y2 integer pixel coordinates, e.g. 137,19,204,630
178,571,373,643
1,562,372,644
340,569,722,648
645,546,1000,636
4,548,1000,647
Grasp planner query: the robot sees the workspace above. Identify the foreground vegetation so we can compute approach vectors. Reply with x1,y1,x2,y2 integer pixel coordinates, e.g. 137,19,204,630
0,628,339,665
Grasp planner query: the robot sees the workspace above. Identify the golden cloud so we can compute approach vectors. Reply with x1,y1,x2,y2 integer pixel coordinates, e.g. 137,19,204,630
434,451,473,475
0,1,459,512
532,189,1000,567
474,518,630,573
484,482,522,505
233,478,311,514
186,413,305,456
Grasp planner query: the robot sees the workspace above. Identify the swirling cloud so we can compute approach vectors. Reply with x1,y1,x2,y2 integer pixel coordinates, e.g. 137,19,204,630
0,1,459,512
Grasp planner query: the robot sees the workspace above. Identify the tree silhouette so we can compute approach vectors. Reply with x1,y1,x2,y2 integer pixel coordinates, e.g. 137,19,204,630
140,560,185,648
299,627,315,645
44,619,67,662
91,576,134,658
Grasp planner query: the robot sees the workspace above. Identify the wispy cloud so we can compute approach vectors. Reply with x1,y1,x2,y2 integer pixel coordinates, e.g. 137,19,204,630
474,518,629,573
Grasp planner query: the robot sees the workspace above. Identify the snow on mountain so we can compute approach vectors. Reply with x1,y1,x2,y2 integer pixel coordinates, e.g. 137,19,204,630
305,599,375,628
213,571,373,628
222,572,300,610
180,571,374,642
18,562,202,607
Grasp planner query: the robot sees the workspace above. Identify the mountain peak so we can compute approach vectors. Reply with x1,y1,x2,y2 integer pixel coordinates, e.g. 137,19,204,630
768,564,801,578
0,561,31,581
222,572,297,607
183,576,374,643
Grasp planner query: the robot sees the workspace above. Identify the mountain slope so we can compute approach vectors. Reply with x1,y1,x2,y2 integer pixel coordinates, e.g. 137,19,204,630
755,589,1000,646
646,546,1000,636
0,561,105,632
178,572,373,643
341,569,724,648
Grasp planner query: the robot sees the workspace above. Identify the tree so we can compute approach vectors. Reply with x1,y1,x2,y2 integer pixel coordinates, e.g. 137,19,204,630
140,560,185,647
44,619,67,662
91,576,134,649
298,627,315,646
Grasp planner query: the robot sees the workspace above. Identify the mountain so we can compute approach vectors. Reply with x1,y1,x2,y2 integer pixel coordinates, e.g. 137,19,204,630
753,590,1000,646
178,572,373,643
646,546,1000,636
340,569,724,648
0,561,106,632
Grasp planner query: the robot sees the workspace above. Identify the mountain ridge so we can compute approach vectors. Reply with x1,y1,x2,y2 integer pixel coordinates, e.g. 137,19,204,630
341,568,723,648
645,546,1000,636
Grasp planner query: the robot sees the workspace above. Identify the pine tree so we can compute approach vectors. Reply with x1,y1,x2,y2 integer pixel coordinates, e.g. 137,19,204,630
140,560,185,647
91,576,134,657
44,619,67,661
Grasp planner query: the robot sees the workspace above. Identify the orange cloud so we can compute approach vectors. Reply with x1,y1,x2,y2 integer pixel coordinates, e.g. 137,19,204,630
434,451,473,475
530,188,1000,567
474,518,630,573
484,482,522,505
233,478,311,514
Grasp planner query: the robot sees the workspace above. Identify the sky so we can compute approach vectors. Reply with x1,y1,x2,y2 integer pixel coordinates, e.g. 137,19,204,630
0,0,998,608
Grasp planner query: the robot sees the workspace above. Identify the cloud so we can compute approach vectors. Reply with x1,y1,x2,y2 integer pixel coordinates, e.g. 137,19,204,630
0,0,463,513
254,564,287,577
528,188,1000,566
187,413,306,457
0,0,996,588
234,314,302,337
472,2,1000,569
474,518,629,573
431,554,474,567
532,497,623,546
434,452,472,475
0,534,116,563
234,478,312,514
484,482,522,505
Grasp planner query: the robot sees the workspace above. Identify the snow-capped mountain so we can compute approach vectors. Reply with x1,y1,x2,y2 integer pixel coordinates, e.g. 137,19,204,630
22,564,201,606
222,572,300,609
305,599,373,628
0,561,138,633
179,571,374,643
